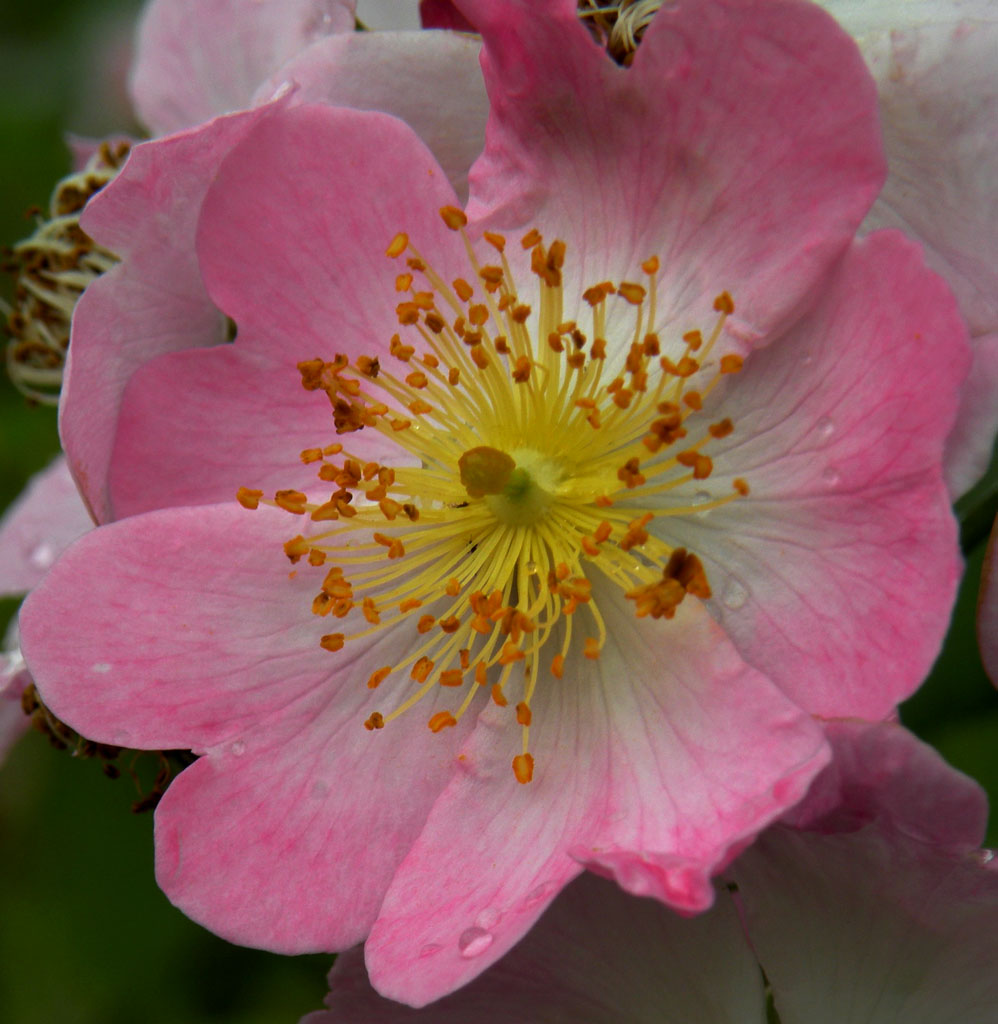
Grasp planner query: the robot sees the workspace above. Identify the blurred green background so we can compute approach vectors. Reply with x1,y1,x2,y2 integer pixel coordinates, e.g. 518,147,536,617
0,2,996,1022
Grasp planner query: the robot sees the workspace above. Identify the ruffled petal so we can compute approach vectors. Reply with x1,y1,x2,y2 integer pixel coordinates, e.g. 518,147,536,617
0,457,93,597
307,876,764,1021
662,232,967,717
129,0,355,135
365,590,827,1005
252,30,487,200
105,103,466,516
65,105,279,523
20,502,472,951
459,0,885,346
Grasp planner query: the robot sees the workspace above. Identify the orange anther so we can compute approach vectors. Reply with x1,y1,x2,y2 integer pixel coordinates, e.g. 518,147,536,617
417,614,436,634
386,233,408,258
520,228,542,249
642,255,660,275
274,489,308,514
733,477,750,496
440,669,464,687
411,657,434,684
475,662,488,686
583,637,601,660
713,291,734,314
362,597,380,625
299,447,324,464
440,206,468,230
308,548,326,567
491,682,508,707
709,418,734,439
399,598,422,613
499,642,525,665
320,633,345,652
283,535,310,562
445,577,461,597
368,666,391,689
483,231,506,252
720,354,744,374
512,753,534,784
364,712,385,730
551,653,565,679
237,487,263,509
428,710,457,732
618,281,646,305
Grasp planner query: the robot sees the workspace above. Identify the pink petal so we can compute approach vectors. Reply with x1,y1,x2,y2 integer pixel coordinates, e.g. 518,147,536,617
734,827,998,1023
980,516,998,687
365,591,827,1005
65,105,279,523
307,875,764,1021
129,0,355,135
841,10,998,496
945,332,998,497
356,0,421,29
105,102,466,516
109,342,401,517
663,231,968,718
781,720,988,849
19,502,472,951
732,717,995,1021
460,0,886,346
419,0,475,31
251,30,487,201
0,623,31,763
0,457,93,597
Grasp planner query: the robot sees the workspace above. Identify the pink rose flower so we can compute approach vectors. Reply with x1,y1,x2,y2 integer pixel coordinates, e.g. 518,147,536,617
20,0,969,1005
303,723,998,1022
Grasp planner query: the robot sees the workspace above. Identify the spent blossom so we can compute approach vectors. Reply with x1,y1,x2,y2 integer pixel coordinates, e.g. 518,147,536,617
21,0,968,1005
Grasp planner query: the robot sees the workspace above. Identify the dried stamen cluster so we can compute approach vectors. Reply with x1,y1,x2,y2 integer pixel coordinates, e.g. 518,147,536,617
3,140,127,403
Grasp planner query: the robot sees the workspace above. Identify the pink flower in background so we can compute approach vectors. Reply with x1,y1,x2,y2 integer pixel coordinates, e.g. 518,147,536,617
818,0,998,497
20,0,968,1006
0,459,95,761
302,722,998,1023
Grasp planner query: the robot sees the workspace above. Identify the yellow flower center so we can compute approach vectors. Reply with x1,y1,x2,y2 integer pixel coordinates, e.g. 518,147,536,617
240,206,748,783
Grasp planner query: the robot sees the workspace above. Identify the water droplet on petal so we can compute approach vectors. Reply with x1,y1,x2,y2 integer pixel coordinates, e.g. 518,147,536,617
523,881,557,907
457,926,494,958
525,560,538,576
419,943,442,958
230,739,246,756
692,490,712,506
974,849,995,866
816,416,834,440
821,466,841,487
90,662,111,674
721,578,748,611
475,907,501,929
28,542,55,570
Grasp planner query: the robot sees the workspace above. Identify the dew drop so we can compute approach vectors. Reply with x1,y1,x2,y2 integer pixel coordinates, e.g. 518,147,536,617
475,907,501,929
821,466,841,487
229,739,246,757
457,926,494,958
523,881,557,907
28,542,55,570
974,849,996,866
419,943,442,958
692,490,712,506
525,560,538,576
721,578,748,611
816,416,834,440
